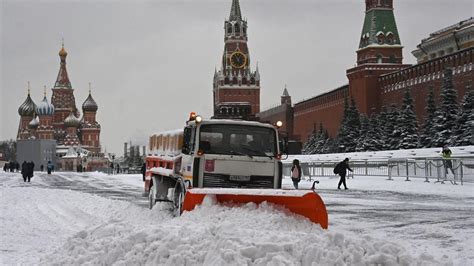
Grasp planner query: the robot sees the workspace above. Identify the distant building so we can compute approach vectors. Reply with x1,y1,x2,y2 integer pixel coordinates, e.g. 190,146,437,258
257,1,473,145
16,44,107,171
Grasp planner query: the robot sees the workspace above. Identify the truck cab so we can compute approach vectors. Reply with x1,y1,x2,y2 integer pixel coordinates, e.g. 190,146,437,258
180,118,283,189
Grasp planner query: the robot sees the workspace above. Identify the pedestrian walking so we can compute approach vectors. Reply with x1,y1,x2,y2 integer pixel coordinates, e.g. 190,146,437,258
9,161,15,172
442,145,456,184
291,159,302,189
3,163,8,172
40,165,44,172
47,161,53,175
141,163,146,182
27,161,35,182
334,158,353,190
21,161,27,182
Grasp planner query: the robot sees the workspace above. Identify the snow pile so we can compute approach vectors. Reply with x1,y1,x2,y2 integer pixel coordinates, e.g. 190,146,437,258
44,197,444,265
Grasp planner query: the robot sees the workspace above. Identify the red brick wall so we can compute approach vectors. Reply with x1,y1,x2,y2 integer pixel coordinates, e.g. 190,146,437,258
293,86,348,142
380,48,473,122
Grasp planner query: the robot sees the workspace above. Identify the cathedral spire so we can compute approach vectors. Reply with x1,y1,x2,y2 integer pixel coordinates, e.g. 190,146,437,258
55,41,72,89
229,0,242,21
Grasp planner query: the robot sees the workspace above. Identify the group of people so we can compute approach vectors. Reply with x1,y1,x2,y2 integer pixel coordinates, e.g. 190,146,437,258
3,160,55,182
291,158,353,190
3,161,20,172
290,144,456,190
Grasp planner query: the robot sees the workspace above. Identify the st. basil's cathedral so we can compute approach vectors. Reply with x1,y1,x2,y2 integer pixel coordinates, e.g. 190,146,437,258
16,44,106,171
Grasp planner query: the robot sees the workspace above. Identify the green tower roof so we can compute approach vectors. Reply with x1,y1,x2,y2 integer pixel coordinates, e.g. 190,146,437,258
359,9,401,49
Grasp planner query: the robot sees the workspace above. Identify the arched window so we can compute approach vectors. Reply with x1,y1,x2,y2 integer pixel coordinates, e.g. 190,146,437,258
234,23,240,36
376,54,383,63
376,32,384,44
386,33,394,44
227,24,232,34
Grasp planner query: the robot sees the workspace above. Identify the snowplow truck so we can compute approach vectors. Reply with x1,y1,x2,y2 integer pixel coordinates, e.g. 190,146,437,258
144,114,328,229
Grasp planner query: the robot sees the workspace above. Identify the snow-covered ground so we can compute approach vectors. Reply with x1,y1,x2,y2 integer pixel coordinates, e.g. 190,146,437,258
1,169,472,265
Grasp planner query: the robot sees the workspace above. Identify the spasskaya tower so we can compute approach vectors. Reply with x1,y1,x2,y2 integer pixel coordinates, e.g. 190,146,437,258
213,0,260,120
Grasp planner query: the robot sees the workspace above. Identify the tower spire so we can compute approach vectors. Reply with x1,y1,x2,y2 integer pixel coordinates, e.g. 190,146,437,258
229,0,242,21
55,41,72,88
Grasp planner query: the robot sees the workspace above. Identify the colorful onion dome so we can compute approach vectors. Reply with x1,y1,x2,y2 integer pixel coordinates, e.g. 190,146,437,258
37,95,55,116
82,92,98,112
28,116,39,129
18,91,37,116
64,111,80,128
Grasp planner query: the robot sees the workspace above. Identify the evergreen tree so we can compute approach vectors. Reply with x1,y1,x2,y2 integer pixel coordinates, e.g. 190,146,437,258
377,106,390,149
432,68,459,146
387,105,402,150
398,88,420,149
321,129,334,154
313,123,329,154
453,89,474,146
335,95,351,152
419,87,437,147
365,112,384,151
355,115,370,151
302,128,317,154
340,97,361,152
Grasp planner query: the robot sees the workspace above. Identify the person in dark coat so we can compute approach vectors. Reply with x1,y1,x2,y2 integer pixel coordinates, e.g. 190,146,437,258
27,161,35,182
3,163,8,172
40,165,44,172
9,161,15,172
47,161,53,175
21,161,27,182
141,163,146,182
335,158,353,190
291,159,302,189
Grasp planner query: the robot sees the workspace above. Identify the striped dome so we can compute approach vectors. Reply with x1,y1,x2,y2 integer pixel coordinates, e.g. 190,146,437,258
82,92,98,112
18,93,37,116
28,116,39,129
36,96,55,116
64,111,80,128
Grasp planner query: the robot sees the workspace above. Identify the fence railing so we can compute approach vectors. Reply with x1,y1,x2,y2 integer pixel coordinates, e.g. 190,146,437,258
283,157,474,185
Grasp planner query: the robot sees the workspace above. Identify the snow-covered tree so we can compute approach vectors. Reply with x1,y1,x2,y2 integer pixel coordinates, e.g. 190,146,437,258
355,115,370,151
377,106,390,149
338,97,361,152
419,87,437,147
364,112,384,151
312,123,329,154
321,129,334,154
432,68,459,146
335,95,351,152
384,104,402,150
453,89,474,146
302,124,318,154
398,88,420,149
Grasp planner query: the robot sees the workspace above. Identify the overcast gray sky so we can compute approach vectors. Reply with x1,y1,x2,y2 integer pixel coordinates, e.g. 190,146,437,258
1,0,472,155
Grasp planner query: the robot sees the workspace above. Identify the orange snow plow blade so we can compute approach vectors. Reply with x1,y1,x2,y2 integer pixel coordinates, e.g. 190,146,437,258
182,188,328,229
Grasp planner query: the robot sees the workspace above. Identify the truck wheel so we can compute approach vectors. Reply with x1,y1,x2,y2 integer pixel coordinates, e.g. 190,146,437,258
174,189,184,216
149,186,156,210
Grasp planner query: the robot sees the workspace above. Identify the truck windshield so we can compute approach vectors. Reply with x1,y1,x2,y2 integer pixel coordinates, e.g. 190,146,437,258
199,124,277,157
